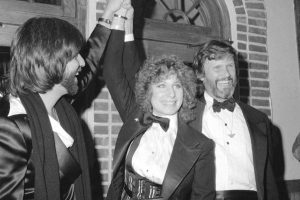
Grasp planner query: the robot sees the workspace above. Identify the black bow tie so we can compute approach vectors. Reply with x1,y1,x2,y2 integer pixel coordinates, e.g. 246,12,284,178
212,98,236,112
142,112,170,132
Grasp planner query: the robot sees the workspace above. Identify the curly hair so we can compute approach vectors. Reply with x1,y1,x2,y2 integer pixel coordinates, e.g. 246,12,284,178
192,40,237,95
135,55,197,122
9,17,84,96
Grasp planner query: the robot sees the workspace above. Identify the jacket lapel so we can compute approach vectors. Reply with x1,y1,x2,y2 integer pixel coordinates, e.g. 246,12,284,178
161,120,202,199
238,102,267,200
112,111,148,175
189,97,206,131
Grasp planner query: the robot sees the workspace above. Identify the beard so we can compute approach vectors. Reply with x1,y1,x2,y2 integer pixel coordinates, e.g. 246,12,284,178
214,77,237,99
203,76,237,100
61,73,78,96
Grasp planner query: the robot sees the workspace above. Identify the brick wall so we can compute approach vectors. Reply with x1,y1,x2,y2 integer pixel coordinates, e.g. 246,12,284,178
93,87,123,195
233,0,271,116
93,0,271,197
94,2,119,197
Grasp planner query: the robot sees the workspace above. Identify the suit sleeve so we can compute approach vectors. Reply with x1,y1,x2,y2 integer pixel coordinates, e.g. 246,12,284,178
76,24,111,94
0,117,28,200
103,30,137,121
123,40,142,90
265,117,280,200
191,139,215,200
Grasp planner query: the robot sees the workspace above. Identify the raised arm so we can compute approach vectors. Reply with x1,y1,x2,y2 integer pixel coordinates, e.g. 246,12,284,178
103,4,138,121
123,6,142,90
76,0,126,94
77,25,110,92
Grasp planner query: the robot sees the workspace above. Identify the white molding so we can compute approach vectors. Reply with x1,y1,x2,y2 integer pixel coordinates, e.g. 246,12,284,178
224,0,238,50
86,0,97,38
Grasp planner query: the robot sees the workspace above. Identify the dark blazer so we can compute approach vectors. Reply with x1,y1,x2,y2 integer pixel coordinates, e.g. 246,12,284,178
189,98,280,200
0,24,110,200
103,30,215,200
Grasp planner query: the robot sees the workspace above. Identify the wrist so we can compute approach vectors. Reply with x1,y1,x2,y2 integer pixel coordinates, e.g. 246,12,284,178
101,11,114,21
98,17,111,29
125,19,133,35
111,17,125,30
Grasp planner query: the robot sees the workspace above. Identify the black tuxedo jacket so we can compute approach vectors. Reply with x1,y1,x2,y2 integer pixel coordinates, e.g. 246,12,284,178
189,98,279,200
103,30,215,200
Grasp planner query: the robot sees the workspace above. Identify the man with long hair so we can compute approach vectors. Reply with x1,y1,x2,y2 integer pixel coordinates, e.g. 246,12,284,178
0,0,125,199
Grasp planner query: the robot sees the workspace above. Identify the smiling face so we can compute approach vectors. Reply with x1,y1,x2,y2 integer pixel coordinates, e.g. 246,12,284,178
61,54,85,96
150,74,183,117
200,55,237,102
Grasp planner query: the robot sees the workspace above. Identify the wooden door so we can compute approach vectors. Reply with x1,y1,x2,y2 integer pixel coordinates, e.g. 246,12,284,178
132,0,231,63
0,0,80,46
0,0,86,95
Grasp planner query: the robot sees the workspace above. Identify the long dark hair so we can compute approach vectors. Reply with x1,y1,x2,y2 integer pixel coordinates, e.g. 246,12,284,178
9,17,84,96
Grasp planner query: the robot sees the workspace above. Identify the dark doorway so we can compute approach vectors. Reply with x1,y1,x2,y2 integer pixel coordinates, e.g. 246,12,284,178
0,47,10,96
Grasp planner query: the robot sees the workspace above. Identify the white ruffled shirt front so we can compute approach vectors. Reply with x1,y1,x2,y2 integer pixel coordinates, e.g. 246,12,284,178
202,92,256,191
131,114,178,184
8,95,74,148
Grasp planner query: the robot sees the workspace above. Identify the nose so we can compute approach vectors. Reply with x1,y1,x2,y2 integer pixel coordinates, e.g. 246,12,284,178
168,86,176,98
77,54,85,67
222,66,231,78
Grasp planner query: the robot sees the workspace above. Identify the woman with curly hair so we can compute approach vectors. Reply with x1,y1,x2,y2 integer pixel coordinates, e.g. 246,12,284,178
103,3,215,200
135,56,197,123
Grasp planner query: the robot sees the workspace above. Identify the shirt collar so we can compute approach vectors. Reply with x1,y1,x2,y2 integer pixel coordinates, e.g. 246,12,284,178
204,91,214,107
8,94,26,116
167,113,178,133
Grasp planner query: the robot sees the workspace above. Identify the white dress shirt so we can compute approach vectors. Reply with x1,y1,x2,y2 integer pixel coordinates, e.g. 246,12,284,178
8,94,74,148
202,92,257,191
131,114,178,184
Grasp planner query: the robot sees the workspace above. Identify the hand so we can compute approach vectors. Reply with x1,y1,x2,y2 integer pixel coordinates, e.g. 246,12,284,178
125,4,134,20
111,0,133,31
102,0,124,20
122,0,131,8
114,0,131,17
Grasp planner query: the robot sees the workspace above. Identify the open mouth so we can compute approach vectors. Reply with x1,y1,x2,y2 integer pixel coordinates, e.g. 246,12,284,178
217,79,233,86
